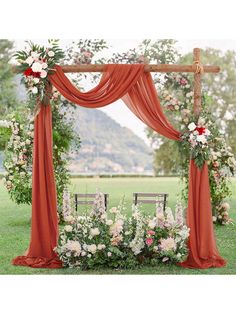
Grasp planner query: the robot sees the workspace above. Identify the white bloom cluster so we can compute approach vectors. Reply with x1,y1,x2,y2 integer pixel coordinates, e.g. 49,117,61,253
0,120,10,128
62,189,73,220
56,193,190,269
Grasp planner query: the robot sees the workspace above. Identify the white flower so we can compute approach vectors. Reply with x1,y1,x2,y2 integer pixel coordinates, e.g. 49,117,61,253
162,257,169,262
25,56,34,65
64,225,73,232
31,62,43,73
33,78,40,84
81,251,86,256
31,87,38,94
221,202,230,210
64,215,74,223
40,70,47,78
148,219,156,229
109,207,118,214
20,172,25,177
107,252,112,257
159,237,176,252
212,216,217,222
0,120,10,128
48,50,55,57
90,227,100,237
196,135,207,144
97,244,106,250
31,51,39,59
25,139,31,145
106,219,113,226
42,62,48,69
87,244,97,254
64,240,81,256
188,122,196,131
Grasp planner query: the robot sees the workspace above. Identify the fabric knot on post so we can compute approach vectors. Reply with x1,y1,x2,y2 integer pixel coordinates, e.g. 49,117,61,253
194,60,204,74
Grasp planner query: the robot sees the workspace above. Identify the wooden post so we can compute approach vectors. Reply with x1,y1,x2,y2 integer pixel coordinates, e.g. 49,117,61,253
193,48,202,116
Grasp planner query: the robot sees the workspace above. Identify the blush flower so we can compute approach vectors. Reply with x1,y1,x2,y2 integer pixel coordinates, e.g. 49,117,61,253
145,238,154,246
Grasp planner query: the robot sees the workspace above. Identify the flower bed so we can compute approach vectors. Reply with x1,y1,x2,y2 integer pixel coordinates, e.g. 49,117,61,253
56,192,189,269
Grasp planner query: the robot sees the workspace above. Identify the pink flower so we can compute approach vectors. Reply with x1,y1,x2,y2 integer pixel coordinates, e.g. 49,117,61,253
147,230,155,236
145,238,154,246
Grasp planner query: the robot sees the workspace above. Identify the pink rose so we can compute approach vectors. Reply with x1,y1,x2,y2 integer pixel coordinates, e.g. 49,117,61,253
145,238,154,246
147,230,155,236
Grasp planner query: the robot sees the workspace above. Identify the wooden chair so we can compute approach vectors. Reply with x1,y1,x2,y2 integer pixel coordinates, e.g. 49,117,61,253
74,193,109,212
133,193,168,210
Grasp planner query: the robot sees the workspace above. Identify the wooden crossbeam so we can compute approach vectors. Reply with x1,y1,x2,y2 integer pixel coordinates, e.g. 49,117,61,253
13,48,219,116
58,63,219,73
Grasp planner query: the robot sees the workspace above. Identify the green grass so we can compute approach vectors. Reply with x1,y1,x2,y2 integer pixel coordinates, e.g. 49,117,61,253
0,177,236,275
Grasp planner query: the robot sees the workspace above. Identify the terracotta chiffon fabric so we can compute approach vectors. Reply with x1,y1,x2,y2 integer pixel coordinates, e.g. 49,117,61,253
12,103,62,268
12,64,226,269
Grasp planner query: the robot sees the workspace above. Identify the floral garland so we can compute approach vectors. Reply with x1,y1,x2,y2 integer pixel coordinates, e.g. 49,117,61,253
1,115,34,204
161,73,236,225
56,192,189,269
181,116,212,168
14,40,64,99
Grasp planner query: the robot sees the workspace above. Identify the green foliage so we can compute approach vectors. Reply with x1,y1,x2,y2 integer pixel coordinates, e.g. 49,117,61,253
0,40,18,118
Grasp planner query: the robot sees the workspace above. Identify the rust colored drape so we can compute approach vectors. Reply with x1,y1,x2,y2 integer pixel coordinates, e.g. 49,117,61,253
12,103,62,268
12,64,226,269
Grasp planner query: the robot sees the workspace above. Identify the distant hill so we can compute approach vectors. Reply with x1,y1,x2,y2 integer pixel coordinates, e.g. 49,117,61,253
68,107,152,174
0,79,153,174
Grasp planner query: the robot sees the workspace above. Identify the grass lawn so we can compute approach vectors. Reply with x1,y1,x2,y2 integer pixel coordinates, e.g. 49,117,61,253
0,177,236,275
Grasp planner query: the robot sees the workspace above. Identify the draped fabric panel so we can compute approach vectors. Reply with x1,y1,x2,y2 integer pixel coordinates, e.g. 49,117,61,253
12,103,62,268
12,64,226,269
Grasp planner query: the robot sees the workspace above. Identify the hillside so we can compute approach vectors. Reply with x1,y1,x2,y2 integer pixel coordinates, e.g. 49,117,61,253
1,79,153,174
68,107,152,174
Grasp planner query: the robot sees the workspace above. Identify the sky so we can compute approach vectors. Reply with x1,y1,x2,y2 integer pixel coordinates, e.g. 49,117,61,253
14,39,236,144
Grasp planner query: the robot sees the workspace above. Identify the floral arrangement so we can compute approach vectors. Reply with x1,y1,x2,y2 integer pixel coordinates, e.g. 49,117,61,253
56,192,189,269
1,95,79,207
181,116,212,168
1,115,34,203
14,40,64,99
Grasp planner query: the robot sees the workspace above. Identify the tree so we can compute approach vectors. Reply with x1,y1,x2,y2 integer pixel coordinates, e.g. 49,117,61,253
0,40,17,116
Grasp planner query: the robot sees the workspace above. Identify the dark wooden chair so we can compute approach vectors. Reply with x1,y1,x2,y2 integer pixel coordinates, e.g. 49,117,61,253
74,193,109,212
133,193,168,210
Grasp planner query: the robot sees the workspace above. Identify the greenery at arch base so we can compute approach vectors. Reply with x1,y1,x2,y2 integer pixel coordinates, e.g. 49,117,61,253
1,39,235,226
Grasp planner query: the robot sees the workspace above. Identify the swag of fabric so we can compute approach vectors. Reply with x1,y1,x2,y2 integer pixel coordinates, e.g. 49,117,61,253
12,64,226,269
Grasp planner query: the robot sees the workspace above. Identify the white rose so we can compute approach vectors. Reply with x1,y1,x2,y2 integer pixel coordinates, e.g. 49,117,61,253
87,244,97,254
64,225,73,232
26,139,31,145
196,135,207,144
174,105,179,110
20,172,25,177
98,244,106,250
106,219,113,226
107,252,112,257
81,251,86,256
25,56,34,65
48,50,55,57
33,78,40,84
31,51,39,59
188,122,196,131
40,70,47,78
31,62,43,72
212,216,217,222
90,228,100,237
42,62,48,69
64,215,74,223
31,87,38,94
